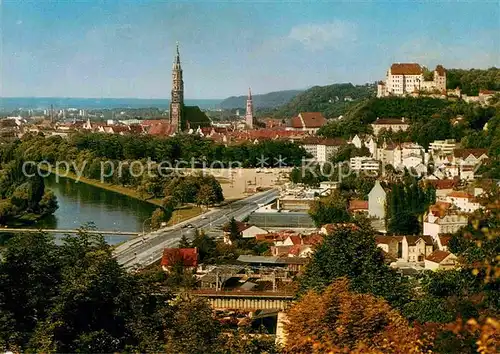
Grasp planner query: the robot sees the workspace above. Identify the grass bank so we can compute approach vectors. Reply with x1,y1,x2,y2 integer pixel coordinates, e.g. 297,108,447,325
44,167,203,225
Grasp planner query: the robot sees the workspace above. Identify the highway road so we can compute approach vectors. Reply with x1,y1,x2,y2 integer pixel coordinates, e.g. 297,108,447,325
114,189,279,270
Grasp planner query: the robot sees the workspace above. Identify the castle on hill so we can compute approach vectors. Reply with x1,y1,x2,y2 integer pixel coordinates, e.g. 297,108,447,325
377,63,446,98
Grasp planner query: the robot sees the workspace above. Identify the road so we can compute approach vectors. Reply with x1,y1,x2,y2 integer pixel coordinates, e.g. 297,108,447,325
114,189,279,270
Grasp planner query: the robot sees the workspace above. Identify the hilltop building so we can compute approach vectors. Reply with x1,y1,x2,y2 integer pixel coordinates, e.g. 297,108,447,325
377,63,446,98
245,88,254,129
170,42,184,132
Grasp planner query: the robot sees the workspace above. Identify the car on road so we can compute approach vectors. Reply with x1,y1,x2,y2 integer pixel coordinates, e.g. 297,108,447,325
201,215,207,219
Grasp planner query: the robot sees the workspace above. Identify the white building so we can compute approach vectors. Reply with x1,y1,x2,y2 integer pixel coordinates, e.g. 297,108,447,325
444,191,482,213
425,251,458,271
423,202,468,240
350,157,380,173
299,137,346,164
377,63,446,97
429,139,458,156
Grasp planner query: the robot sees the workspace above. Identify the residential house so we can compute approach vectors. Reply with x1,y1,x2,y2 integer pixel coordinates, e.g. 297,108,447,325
453,149,488,180
222,221,268,244
423,202,468,240
161,248,199,272
299,137,346,164
402,236,434,262
424,250,458,271
425,179,458,199
368,181,387,220
375,235,402,259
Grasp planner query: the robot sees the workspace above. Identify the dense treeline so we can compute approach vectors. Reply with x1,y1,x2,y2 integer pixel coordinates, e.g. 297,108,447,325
266,83,376,119
219,89,303,109
0,158,58,225
318,96,500,149
0,133,306,206
64,133,307,167
447,67,500,95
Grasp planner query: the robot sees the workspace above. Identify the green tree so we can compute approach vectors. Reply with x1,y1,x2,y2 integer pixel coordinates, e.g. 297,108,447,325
308,192,351,227
178,234,191,248
227,217,242,244
150,207,173,229
165,296,221,354
299,225,411,309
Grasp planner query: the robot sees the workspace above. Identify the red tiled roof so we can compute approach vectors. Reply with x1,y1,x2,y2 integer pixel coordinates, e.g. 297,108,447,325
375,235,400,245
405,235,434,246
148,123,176,136
425,250,452,263
287,235,302,245
439,235,452,247
426,179,457,190
447,191,474,199
161,248,198,267
453,148,488,159
292,112,327,129
390,63,422,75
349,200,369,211
300,136,346,146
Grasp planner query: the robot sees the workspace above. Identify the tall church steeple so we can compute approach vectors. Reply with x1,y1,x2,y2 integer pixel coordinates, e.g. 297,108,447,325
245,87,253,129
170,41,184,132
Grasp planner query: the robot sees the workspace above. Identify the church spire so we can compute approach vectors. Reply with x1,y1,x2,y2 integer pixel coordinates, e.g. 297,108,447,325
245,87,254,130
170,41,184,132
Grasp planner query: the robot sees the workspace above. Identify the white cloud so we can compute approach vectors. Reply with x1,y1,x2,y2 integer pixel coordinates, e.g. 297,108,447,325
287,21,356,51
16,20,23,25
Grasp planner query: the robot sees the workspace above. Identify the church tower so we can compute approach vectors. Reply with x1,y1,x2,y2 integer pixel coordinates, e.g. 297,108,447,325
245,87,254,129
170,42,184,132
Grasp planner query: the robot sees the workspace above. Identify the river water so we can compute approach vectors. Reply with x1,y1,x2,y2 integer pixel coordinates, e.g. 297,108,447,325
31,175,156,245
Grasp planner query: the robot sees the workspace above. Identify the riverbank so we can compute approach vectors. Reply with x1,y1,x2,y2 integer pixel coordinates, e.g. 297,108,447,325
44,168,203,225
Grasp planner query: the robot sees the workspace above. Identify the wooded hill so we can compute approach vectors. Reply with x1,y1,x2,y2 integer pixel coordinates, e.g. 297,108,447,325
267,83,376,119
219,89,303,109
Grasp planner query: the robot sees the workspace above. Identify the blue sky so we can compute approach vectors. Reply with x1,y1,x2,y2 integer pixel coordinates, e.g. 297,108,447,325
1,0,499,99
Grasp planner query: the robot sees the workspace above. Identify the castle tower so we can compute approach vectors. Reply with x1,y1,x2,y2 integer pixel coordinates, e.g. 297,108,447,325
170,42,184,132
245,87,253,129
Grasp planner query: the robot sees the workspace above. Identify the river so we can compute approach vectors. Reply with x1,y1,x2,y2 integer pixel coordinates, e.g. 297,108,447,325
31,174,156,245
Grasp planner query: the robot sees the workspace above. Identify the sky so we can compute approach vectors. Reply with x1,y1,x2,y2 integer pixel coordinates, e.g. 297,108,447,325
1,0,499,99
